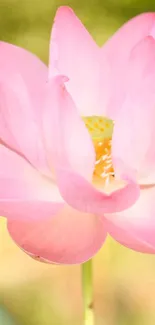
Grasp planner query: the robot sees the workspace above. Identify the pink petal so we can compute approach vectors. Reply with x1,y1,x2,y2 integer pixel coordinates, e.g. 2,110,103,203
3,202,62,223
0,144,63,220
105,185,155,253
42,76,139,215
7,204,107,264
101,13,155,119
0,41,47,110
49,6,100,115
43,76,95,180
0,42,49,174
56,168,140,216
112,37,155,183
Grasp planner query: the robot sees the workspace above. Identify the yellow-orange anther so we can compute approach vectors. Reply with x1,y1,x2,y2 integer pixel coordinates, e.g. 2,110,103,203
83,116,114,185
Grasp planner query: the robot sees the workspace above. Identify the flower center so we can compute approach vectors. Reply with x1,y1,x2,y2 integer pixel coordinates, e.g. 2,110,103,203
83,116,114,186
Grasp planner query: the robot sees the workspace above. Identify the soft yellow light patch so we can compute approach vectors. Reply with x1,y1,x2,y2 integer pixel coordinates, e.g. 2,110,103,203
83,116,114,185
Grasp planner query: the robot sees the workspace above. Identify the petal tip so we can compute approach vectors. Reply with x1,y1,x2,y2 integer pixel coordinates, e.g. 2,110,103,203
55,6,74,19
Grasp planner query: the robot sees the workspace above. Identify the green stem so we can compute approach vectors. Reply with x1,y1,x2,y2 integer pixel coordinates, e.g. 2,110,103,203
82,259,94,325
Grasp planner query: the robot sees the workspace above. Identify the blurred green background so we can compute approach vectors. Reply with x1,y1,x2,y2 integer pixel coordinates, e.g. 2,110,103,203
1,0,155,324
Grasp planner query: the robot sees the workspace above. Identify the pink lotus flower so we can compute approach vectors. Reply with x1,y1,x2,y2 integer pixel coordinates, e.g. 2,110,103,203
1,6,155,264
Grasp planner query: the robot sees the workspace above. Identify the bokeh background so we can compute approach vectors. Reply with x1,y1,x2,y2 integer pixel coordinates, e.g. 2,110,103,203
1,0,155,324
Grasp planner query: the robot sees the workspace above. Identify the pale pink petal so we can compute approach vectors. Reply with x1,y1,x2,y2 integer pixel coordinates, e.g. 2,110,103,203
43,77,139,215
0,77,50,175
103,12,155,66
2,202,62,222
0,41,47,112
43,76,95,180
49,6,100,115
0,42,49,174
112,37,155,184
7,204,107,264
101,13,155,119
56,167,139,216
104,185,155,253
0,144,63,219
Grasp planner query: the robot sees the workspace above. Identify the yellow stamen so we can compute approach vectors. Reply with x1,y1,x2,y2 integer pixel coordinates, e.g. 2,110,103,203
83,116,114,185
